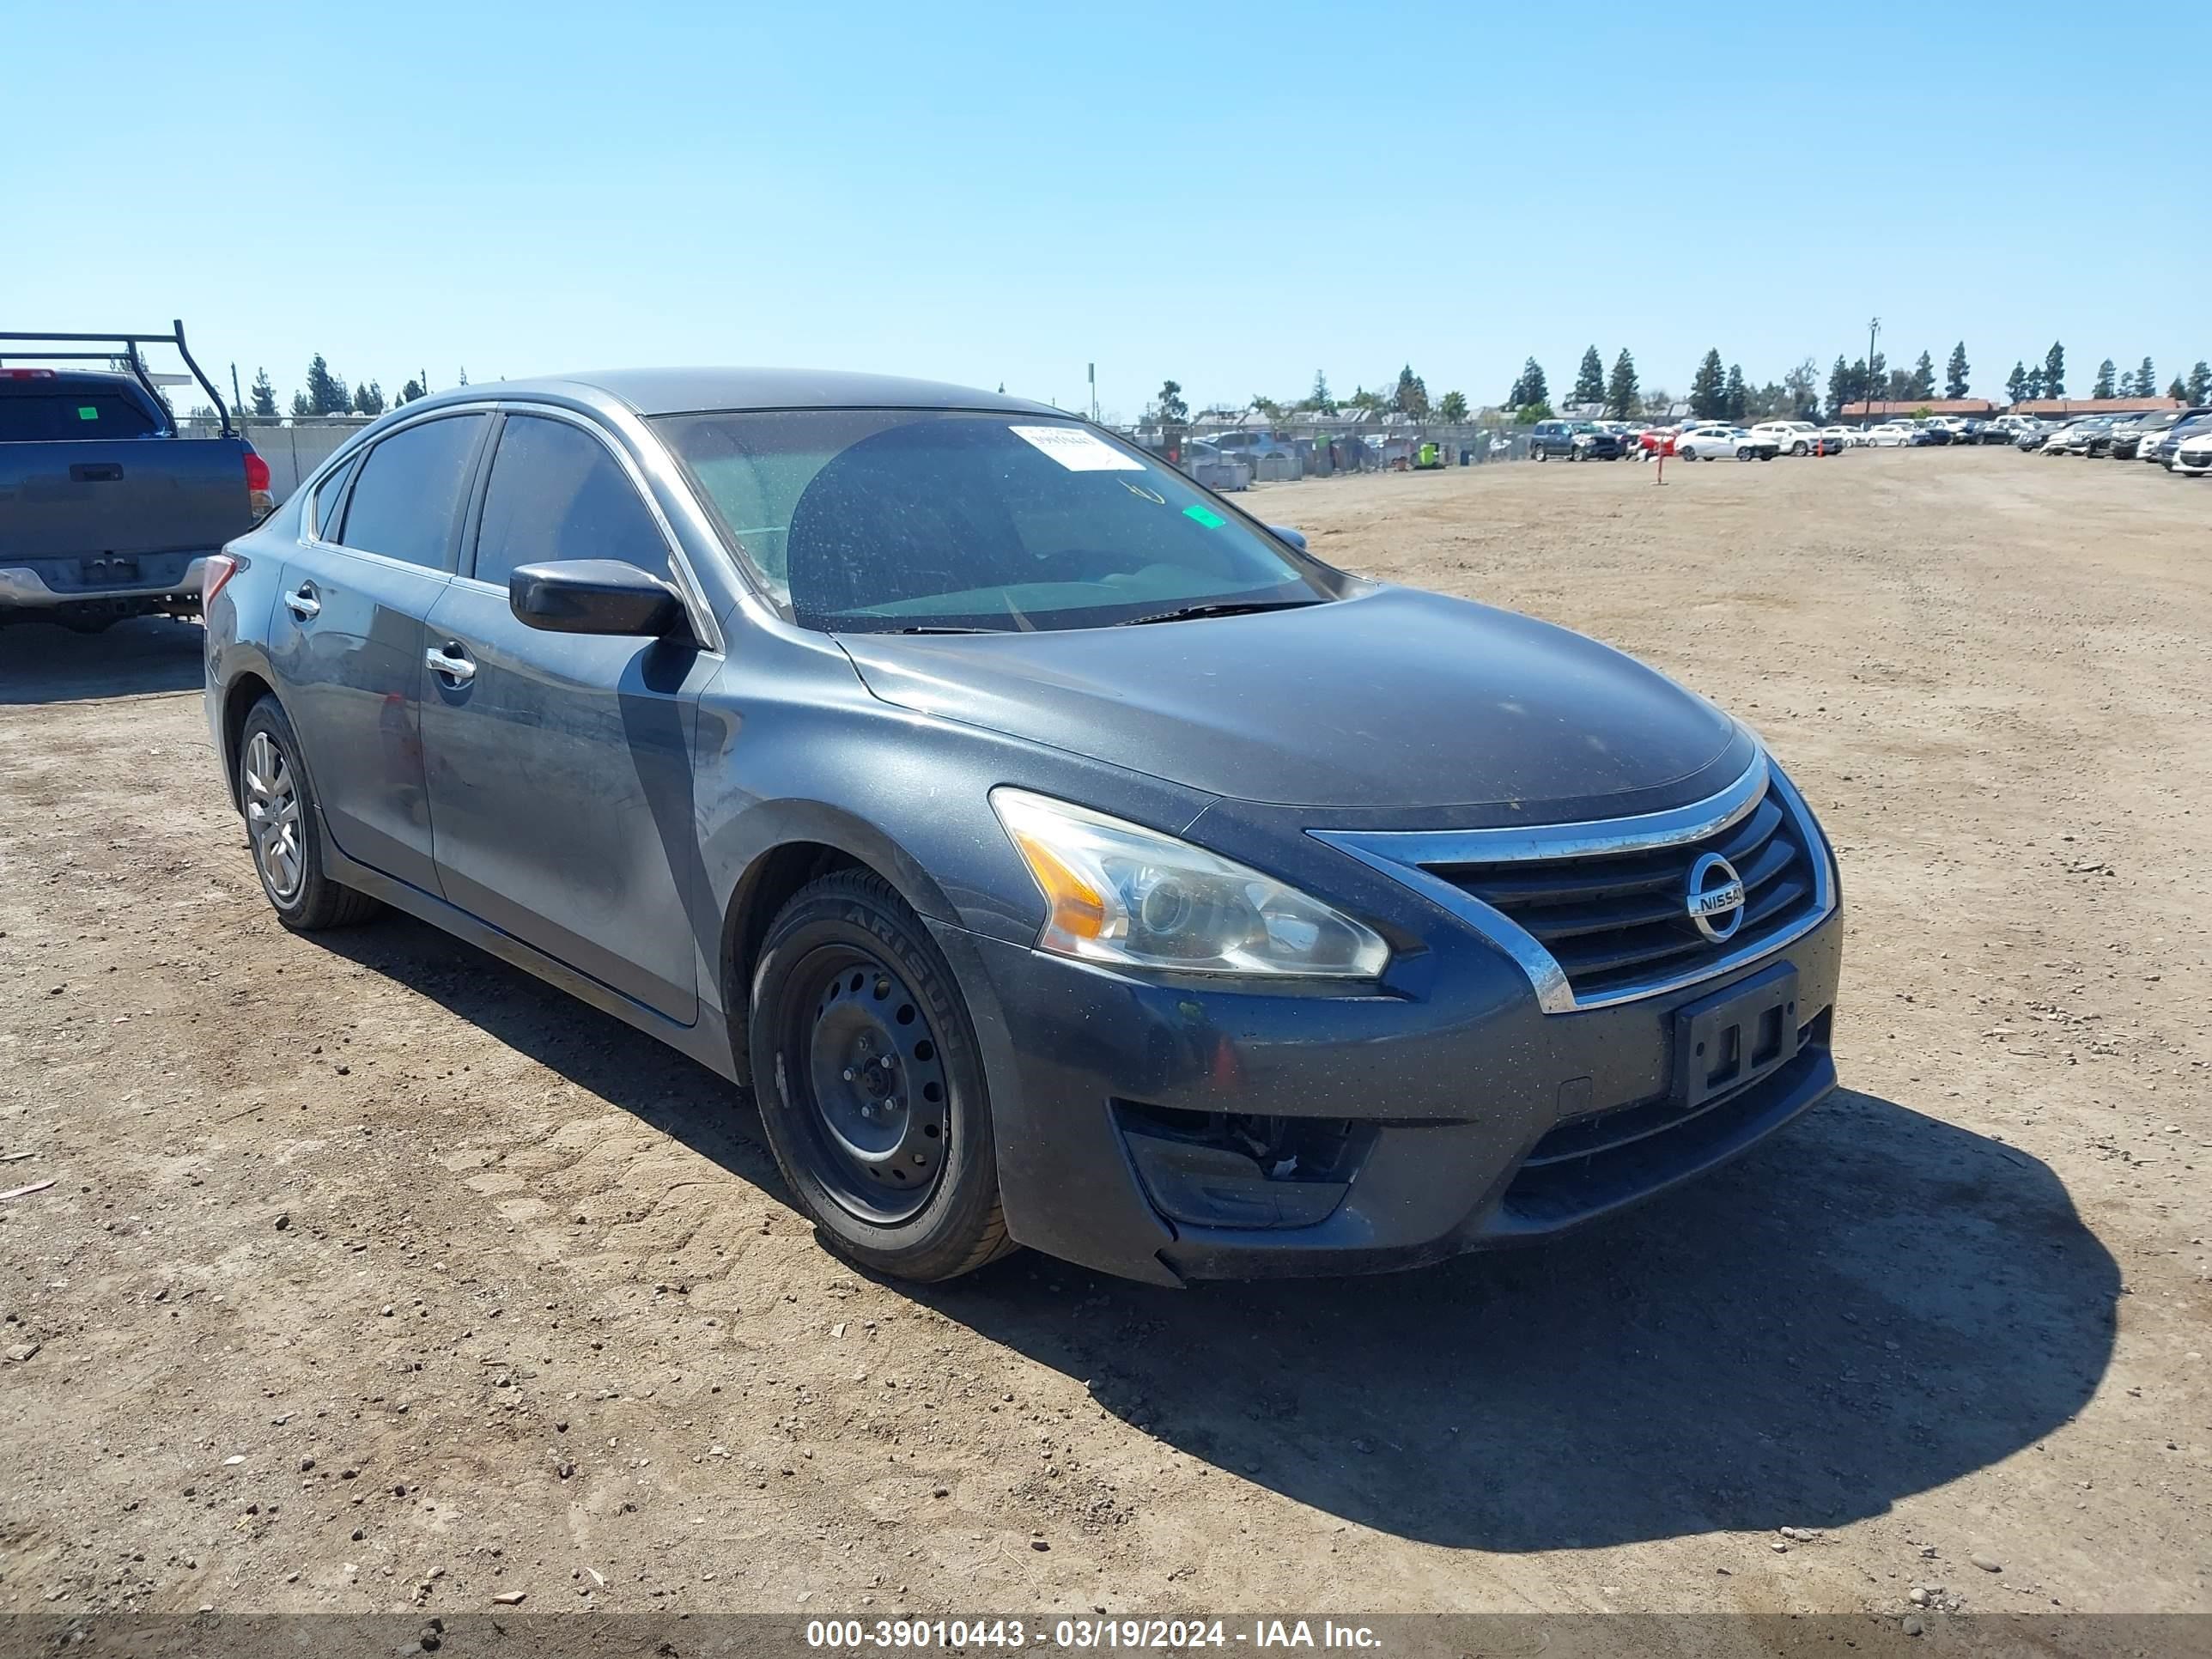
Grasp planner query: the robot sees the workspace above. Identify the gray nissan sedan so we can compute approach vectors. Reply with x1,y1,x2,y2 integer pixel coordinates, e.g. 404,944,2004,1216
203,370,1842,1285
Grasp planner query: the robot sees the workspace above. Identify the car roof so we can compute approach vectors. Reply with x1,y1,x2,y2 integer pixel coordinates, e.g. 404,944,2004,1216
404,367,1065,419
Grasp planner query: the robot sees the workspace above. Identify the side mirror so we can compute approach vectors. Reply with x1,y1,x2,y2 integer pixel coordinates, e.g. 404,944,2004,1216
1268,526,1307,552
509,559,685,638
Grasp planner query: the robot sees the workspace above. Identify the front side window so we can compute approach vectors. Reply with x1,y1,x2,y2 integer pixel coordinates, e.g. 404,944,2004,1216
337,415,486,569
472,414,671,591
654,410,1335,633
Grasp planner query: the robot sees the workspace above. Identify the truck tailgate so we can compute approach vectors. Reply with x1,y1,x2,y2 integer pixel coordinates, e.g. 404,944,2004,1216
0,437,253,562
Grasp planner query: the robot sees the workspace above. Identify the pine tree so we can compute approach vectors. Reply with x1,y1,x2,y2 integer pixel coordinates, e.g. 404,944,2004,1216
2005,362,2027,405
352,381,386,416
1904,351,1936,400
289,391,311,417
1689,350,1728,420
2189,362,2212,404
1605,349,1639,419
1156,380,1188,426
302,354,349,416
1507,357,1548,411
2092,359,2116,399
398,377,427,405
1945,342,1970,400
1437,391,1469,422
2024,366,2045,400
1393,364,1430,418
1827,356,1855,421
248,368,278,419
2132,357,2154,398
2044,342,2066,400
1308,369,1335,416
1723,362,1747,422
1571,345,1606,409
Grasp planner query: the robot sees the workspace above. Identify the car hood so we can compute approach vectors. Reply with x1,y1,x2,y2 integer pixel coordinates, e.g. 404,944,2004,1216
834,586,1741,812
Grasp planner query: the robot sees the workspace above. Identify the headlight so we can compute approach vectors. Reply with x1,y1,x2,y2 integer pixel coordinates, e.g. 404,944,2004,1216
990,788,1390,980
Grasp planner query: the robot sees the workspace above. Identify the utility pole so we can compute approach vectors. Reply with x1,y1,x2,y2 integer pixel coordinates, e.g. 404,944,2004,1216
1865,317,1881,428
1088,362,1097,423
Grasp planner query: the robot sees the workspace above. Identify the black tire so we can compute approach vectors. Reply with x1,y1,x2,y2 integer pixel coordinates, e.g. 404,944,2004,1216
1736,446,1753,461
749,869,1013,1282
1534,447,1549,462
1679,446,1696,462
236,696,381,932
1791,441,1808,456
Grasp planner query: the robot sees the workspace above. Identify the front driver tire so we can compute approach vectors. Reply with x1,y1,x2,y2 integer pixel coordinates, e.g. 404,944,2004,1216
750,869,1014,1282
237,696,381,931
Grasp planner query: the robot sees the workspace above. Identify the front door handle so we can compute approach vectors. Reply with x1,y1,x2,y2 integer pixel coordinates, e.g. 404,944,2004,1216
426,643,477,685
283,585,320,619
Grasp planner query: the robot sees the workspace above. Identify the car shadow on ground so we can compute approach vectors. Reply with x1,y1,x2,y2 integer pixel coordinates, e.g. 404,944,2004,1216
0,617,205,703
307,911,2118,1553
920,1087,2119,1551
312,911,792,1203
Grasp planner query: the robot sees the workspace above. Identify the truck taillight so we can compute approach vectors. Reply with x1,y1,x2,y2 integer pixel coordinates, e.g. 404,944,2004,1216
242,447,275,520
202,553,241,607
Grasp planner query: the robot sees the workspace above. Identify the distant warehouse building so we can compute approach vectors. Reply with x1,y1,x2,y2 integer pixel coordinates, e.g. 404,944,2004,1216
1840,395,2183,421
2008,396,2183,419
1839,398,1997,420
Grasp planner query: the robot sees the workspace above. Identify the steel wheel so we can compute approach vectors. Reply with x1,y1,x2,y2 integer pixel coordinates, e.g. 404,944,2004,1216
783,944,951,1224
243,730,304,902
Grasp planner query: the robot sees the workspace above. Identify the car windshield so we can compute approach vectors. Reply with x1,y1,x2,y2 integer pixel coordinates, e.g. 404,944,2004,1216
655,410,1336,633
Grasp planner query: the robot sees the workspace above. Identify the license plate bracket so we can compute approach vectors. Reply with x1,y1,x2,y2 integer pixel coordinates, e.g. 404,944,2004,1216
1672,962,1801,1110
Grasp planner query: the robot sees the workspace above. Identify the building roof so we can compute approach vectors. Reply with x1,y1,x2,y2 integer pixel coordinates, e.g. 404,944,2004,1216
2012,397,2181,416
1840,398,1996,417
413,368,1060,419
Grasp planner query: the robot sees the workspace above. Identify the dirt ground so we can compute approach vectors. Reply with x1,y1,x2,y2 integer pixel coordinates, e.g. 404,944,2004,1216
1,447,2207,1623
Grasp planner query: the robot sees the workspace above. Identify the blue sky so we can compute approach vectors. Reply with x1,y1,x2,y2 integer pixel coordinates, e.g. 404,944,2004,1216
8,3,2204,417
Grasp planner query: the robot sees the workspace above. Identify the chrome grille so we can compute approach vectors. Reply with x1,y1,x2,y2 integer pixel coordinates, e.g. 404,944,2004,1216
1421,792,1819,1003
1310,754,1838,1014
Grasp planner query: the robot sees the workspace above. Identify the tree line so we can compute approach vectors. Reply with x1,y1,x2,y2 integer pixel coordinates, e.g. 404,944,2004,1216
240,356,460,422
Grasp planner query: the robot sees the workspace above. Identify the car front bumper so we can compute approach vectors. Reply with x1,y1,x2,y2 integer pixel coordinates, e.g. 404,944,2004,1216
933,892,1843,1286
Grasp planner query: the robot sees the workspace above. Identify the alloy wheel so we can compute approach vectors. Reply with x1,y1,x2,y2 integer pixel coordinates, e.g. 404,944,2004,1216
243,731,304,902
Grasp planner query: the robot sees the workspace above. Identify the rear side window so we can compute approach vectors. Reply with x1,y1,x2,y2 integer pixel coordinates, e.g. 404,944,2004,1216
310,452,362,543
0,392,160,441
471,414,672,590
334,415,486,569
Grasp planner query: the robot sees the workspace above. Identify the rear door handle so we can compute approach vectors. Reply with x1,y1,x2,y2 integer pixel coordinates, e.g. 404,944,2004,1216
426,643,477,685
70,463,124,483
283,585,320,619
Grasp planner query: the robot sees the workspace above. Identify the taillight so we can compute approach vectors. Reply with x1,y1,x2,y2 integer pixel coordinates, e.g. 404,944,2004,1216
202,553,242,608
242,446,275,520
0,368,57,380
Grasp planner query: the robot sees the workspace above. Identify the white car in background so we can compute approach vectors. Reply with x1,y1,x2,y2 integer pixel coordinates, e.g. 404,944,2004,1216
1750,420,1824,456
1864,422,1915,447
1818,425,1855,450
2174,428,2212,477
1674,423,1779,461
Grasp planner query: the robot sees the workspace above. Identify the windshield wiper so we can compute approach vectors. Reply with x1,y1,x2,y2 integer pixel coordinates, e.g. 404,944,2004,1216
1116,599,1322,627
884,623,1006,635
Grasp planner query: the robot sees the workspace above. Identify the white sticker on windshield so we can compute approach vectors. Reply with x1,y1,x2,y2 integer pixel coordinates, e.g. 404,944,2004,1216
1009,424,1146,471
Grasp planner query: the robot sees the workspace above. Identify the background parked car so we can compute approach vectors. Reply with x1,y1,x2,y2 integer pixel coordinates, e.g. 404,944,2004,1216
1674,423,1778,461
2173,428,2212,476
2149,413,2212,467
1864,422,1915,447
1750,420,1837,456
1568,422,1626,460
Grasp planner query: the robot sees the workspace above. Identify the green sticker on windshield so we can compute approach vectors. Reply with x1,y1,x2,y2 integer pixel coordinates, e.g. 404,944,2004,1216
77,406,98,420
1182,504,1225,529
